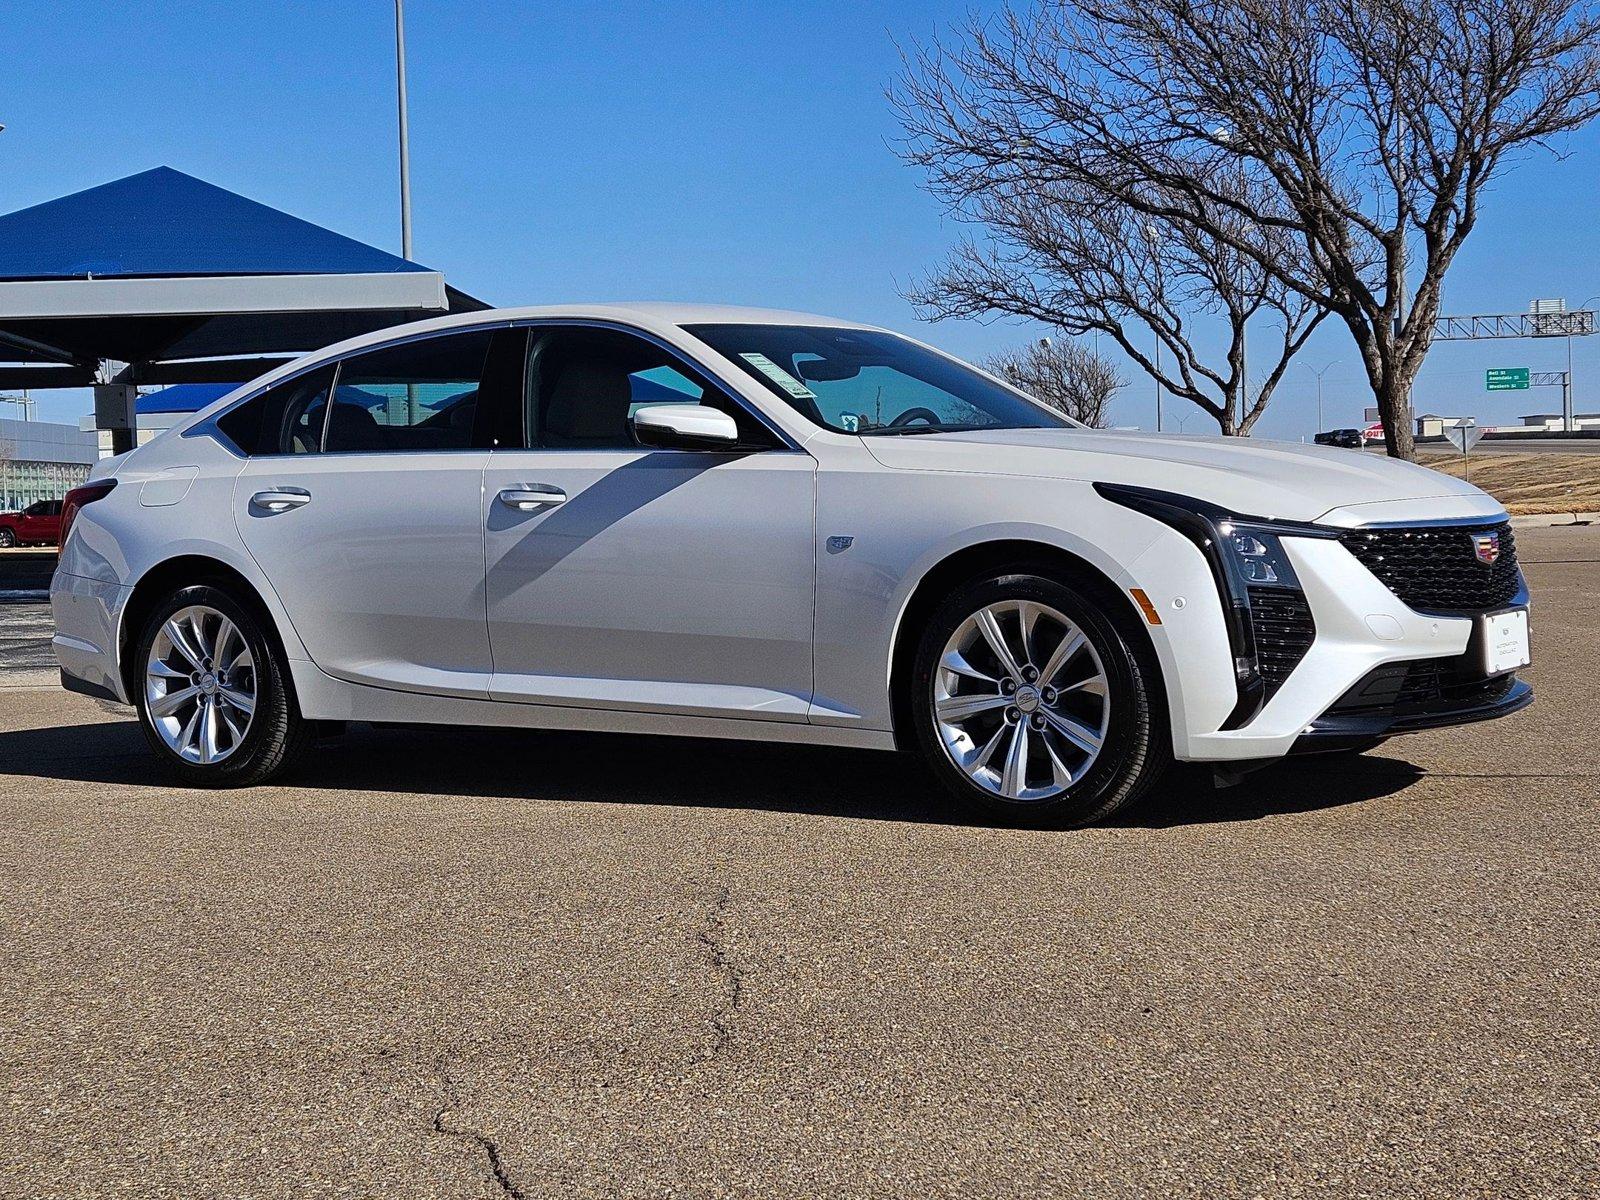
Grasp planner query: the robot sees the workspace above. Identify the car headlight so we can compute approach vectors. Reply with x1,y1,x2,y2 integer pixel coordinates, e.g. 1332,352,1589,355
1095,483,1338,728
1219,525,1298,588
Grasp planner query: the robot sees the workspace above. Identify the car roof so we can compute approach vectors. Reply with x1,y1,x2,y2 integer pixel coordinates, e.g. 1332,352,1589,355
170,303,892,431
464,302,880,330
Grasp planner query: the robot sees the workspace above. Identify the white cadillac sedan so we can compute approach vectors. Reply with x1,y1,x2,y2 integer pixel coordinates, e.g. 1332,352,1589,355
52,305,1532,826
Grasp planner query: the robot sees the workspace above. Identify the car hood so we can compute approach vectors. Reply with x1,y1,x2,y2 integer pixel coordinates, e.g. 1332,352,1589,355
860,428,1492,524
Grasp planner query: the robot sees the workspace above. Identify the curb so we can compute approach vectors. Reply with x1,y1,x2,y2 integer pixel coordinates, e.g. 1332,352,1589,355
1509,512,1598,528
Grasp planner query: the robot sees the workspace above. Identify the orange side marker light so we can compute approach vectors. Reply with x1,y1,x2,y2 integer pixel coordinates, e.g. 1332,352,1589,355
1130,588,1163,626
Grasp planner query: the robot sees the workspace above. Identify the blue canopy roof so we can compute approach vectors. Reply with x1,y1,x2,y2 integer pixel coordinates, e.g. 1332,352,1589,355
0,167,484,389
137,383,238,414
0,167,428,282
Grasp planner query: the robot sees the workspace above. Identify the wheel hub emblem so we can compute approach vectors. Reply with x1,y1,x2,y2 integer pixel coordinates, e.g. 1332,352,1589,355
1014,684,1042,713
199,672,219,694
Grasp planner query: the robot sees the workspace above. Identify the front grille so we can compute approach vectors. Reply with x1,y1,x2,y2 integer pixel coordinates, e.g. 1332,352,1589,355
1328,656,1517,720
1249,586,1316,693
1339,521,1521,613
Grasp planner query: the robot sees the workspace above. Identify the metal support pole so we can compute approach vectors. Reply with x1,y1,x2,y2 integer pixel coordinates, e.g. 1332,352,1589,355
395,0,413,261
1154,336,1163,432
1566,334,1576,434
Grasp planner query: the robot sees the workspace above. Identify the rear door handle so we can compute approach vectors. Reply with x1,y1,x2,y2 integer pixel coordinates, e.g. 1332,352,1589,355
498,486,566,510
251,487,311,513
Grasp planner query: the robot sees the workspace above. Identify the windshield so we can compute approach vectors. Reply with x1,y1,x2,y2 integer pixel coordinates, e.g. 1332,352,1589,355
683,324,1078,435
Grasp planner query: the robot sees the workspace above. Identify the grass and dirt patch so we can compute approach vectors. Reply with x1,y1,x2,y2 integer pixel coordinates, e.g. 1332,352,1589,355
1415,452,1600,515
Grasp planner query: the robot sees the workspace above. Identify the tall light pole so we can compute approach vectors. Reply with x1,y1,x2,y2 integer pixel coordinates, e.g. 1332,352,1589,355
1306,360,1339,434
1144,223,1164,432
394,0,414,260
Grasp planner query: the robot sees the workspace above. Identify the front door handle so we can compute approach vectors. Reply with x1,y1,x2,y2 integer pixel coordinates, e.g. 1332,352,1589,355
251,487,311,513
498,486,566,510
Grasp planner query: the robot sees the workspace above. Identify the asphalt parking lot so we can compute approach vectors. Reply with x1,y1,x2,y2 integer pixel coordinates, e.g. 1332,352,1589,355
2,526,1596,1198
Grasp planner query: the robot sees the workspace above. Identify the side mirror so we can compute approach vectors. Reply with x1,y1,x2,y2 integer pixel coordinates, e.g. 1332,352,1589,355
629,404,740,451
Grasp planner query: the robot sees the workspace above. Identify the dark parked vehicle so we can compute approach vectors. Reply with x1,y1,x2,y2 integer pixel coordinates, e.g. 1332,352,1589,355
0,499,64,547
1315,428,1365,449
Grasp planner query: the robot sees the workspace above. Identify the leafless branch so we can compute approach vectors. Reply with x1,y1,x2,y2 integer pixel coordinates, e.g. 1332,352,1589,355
893,0,1600,456
985,337,1124,426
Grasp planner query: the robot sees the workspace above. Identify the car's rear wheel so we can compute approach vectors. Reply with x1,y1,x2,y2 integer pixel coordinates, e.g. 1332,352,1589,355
909,569,1168,827
133,584,311,787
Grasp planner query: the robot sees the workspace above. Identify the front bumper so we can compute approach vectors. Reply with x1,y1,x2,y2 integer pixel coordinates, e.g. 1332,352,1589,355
1179,534,1530,761
1293,660,1532,751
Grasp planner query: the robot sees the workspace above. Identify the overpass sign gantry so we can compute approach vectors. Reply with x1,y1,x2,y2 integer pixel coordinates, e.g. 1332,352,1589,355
1431,299,1594,433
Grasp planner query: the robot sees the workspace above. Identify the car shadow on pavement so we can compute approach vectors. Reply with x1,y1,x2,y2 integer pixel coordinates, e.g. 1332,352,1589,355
0,716,1423,828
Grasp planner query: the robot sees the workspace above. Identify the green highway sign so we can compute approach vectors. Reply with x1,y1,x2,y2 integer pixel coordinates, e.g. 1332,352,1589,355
1486,367,1530,391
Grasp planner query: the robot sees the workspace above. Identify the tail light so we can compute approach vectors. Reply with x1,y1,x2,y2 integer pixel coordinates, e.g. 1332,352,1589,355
60,479,117,546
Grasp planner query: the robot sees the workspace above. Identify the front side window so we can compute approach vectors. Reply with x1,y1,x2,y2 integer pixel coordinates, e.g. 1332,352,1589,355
325,330,496,453
525,326,776,450
216,365,335,456
684,324,1075,436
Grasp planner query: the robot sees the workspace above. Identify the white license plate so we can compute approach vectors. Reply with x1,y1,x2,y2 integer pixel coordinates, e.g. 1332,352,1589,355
1481,607,1531,676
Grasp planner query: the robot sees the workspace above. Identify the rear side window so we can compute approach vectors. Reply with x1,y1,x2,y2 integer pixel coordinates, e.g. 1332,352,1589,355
216,365,335,456
325,330,495,453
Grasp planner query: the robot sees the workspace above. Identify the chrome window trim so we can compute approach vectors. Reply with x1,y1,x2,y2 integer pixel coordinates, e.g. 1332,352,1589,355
185,316,801,457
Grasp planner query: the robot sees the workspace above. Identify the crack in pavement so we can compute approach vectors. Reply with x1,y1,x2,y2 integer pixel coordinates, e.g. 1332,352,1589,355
694,880,746,1063
431,1052,527,1200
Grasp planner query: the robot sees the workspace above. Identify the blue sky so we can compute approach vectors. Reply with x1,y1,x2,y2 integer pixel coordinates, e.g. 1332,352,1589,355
4,0,1600,436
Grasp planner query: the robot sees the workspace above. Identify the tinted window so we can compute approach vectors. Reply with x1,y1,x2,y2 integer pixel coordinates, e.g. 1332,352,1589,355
326,330,496,453
525,327,775,450
216,365,335,455
685,324,1072,435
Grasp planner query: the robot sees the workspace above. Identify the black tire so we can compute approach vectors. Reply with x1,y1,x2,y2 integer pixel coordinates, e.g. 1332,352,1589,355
132,583,313,787
0,529,15,548
909,568,1169,828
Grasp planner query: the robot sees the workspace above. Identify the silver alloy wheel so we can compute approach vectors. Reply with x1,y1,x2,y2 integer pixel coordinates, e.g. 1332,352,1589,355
933,599,1111,802
144,604,257,765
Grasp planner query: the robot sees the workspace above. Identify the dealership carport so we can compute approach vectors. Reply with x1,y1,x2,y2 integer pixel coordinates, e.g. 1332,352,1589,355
0,166,483,449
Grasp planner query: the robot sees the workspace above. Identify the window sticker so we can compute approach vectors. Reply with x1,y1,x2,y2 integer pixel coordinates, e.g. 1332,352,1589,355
840,413,861,432
740,352,817,400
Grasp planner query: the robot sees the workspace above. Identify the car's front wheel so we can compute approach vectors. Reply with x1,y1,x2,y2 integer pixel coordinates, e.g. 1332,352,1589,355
133,584,311,787
909,569,1168,827
0,529,15,547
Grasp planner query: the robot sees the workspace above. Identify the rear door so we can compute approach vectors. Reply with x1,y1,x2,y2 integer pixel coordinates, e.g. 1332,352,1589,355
482,324,817,721
230,328,520,697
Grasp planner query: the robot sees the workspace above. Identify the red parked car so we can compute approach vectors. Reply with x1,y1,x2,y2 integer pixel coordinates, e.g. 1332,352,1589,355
0,499,63,547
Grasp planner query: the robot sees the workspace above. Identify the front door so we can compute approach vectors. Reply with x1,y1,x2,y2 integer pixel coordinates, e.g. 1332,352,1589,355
231,328,517,697
483,325,816,721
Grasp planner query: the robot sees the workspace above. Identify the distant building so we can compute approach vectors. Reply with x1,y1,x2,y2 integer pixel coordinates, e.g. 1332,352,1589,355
1518,412,1600,432
0,416,98,510
1413,413,1477,439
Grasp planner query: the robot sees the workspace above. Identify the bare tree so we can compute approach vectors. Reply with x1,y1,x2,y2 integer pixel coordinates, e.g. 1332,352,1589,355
894,0,1600,458
985,338,1123,426
911,164,1326,434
